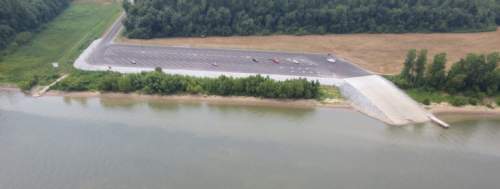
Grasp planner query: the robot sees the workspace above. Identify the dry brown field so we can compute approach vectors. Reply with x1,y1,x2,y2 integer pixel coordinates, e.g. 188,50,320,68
119,28,500,75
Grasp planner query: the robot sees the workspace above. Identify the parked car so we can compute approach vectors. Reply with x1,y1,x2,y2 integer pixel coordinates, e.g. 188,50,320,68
327,58,336,63
270,58,280,64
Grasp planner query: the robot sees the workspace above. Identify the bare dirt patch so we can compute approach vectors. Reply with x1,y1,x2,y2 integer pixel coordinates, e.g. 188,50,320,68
119,28,500,74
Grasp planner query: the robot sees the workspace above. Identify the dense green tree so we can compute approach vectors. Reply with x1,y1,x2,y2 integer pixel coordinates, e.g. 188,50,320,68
0,0,71,51
398,50,499,96
401,49,417,83
123,0,499,39
497,0,500,25
426,53,447,89
415,49,428,86
400,49,430,87
98,74,120,91
118,75,134,92
54,72,321,100
446,53,499,94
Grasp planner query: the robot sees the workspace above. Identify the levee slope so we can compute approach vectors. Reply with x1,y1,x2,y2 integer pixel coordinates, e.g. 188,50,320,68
341,75,430,125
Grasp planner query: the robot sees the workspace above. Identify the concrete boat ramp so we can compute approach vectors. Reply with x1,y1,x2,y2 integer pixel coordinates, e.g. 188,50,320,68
340,75,430,125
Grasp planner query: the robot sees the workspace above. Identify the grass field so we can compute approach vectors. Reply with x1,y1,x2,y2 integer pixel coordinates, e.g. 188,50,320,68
120,28,500,74
0,0,121,85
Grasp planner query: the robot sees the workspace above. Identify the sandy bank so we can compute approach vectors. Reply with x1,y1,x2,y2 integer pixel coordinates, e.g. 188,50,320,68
44,90,350,109
428,103,500,116
0,86,20,92
0,83,17,89
3,87,499,116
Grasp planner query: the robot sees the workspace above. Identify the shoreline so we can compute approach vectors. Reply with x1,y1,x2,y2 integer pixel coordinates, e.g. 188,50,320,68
2,86,500,116
427,103,500,116
44,90,351,109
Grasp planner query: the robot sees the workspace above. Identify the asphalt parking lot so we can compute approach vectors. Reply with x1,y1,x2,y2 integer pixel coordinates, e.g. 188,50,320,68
93,44,369,78
88,14,370,79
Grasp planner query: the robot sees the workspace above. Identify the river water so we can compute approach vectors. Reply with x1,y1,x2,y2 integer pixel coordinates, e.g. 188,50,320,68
1,90,499,189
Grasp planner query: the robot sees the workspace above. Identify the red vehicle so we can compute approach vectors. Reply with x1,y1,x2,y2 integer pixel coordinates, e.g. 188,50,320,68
270,58,280,64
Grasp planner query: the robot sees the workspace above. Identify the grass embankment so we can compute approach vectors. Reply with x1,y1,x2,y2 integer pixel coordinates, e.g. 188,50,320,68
0,0,121,88
119,28,500,74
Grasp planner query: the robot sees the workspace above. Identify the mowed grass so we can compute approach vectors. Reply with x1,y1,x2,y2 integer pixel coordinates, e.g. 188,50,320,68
119,28,500,74
0,0,121,85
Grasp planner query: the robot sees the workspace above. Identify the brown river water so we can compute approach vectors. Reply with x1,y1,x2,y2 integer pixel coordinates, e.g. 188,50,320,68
1,90,499,189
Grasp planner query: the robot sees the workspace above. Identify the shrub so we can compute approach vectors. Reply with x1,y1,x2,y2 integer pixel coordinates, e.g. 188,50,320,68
450,96,468,107
52,72,102,91
14,32,33,46
487,103,495,109
387,75,411,89
496,97,500,106
97,75,119,91
17,75,39,91
54,77,90,91
422,98,431,105
155,67,162,72
186,82,203,94
117,76,134,92
468,98,480,106
52,71,322,99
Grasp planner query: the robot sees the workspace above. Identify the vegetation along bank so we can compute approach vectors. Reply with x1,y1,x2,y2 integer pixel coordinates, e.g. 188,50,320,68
51,70,326,100
388,50,500,107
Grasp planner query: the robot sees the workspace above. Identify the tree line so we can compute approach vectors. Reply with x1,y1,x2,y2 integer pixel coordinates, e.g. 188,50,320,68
123,0,499,39
497,0,500,25
0,0,71,51
53,70,322,99
391,49,500,106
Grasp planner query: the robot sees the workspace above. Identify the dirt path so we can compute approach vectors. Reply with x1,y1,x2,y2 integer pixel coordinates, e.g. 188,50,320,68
32,74,69,97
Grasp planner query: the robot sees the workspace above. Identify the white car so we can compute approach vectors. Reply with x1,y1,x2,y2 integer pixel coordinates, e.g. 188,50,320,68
292,59,300,64
327,58,336,63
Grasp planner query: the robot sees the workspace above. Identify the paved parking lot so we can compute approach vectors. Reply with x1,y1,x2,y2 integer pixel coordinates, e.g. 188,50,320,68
88,14,370,79
92,44,369,79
